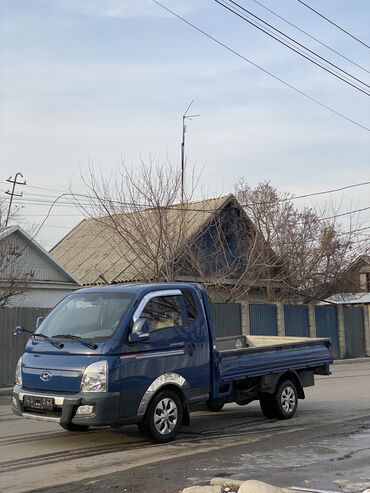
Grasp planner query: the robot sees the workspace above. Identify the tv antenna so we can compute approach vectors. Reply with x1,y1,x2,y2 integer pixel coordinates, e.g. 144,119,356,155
181,101,200,203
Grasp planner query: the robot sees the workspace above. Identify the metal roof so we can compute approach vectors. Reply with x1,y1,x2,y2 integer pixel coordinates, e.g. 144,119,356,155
324,292,370,305
51,195,242,286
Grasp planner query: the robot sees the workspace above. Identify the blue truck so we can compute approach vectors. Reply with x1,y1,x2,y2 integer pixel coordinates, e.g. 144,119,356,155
11,283,332,442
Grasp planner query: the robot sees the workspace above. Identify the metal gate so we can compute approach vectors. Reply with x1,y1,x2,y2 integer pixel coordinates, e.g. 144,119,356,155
249,304,278,336
210,303,242,338
284,305,309,337
315,306,339,359
0,307,50,387
343,306,365,358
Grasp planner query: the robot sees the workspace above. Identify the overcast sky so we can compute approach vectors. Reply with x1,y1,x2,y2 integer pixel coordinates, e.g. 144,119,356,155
0,0,369,249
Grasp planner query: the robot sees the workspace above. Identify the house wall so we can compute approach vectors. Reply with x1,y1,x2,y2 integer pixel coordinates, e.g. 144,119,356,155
1,231,75,283
7,282,78,308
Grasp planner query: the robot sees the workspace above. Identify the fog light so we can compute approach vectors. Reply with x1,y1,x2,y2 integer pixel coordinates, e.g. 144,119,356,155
76,405,94,415
12,396,17,408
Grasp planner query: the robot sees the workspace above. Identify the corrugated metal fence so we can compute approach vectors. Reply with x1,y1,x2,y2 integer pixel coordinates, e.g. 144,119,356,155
0,302,368,387
249,304,278,336
343,306,365,358
0,307,49,386
284,305,309,337
210,303,241,338
315,306,339,358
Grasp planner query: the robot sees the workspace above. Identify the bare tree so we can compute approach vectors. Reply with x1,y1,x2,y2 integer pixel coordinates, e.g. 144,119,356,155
0,199,33,307
72,160,205,283
70,162,279,302
235,180,369,302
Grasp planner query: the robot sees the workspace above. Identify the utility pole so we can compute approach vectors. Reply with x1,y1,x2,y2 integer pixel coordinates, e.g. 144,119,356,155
5,172,26,226
181,101,200,203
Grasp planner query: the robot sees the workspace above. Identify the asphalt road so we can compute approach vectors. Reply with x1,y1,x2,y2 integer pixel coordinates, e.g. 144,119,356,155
1,360,370,493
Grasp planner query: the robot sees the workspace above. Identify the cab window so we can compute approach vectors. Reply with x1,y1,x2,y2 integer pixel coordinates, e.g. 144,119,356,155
140,296,183,331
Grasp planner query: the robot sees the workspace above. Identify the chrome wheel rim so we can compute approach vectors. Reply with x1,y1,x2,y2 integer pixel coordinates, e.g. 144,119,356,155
154,397,178,435
281,386,296,413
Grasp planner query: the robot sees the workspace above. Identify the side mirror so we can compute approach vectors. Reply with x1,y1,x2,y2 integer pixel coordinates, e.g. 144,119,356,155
129,318,150,343
14,325,24,337
35,316,44,329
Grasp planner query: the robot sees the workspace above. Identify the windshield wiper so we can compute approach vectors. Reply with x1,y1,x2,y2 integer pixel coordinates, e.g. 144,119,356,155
52,334,98,350
34,333,63,349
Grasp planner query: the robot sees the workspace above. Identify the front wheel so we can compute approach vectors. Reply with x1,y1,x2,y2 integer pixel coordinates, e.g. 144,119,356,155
143,390,183,443
60,424,90,432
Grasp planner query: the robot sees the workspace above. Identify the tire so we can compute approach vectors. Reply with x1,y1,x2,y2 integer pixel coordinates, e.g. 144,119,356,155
60,424,90,432
206,398,225,412
143,389,183,443
274,379,298,420
259,393,278,419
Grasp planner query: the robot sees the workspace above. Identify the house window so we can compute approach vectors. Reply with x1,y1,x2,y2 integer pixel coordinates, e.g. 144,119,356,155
366,273,370,292
140,296,183,331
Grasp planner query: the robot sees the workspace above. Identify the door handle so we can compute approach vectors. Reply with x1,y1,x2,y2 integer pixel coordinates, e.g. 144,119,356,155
186,343,195,356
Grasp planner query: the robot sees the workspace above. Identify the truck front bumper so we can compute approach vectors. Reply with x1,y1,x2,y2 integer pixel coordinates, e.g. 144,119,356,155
11,385,121,427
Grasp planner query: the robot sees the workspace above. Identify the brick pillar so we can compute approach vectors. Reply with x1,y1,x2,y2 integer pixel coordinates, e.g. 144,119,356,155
337,304,346,359
308,304,317,338
363,305,370,357
240,301,250,336
276,303,285,337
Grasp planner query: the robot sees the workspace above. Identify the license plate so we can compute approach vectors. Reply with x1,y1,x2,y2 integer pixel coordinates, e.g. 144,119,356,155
23,395,55,411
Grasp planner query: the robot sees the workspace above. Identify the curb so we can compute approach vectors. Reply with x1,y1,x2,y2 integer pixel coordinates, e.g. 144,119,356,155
0,387,12,396
333,357,369,365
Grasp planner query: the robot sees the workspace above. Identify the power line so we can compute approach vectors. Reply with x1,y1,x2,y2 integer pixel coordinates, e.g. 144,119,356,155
4,180,370,212
274,180,370,202
248,0,370,74
319,205,370,221
296,0,370,50
338,225,370,236
150,0,370,132
213,0,370,96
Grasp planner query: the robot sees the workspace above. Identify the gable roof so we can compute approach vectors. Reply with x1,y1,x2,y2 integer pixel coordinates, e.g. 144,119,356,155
51,194,248,286
0,225,80,284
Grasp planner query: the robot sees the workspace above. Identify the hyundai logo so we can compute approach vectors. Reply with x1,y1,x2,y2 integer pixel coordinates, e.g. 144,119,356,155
40,371,52,382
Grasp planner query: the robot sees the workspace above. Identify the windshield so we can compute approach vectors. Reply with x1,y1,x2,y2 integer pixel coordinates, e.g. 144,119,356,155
36,292,134,341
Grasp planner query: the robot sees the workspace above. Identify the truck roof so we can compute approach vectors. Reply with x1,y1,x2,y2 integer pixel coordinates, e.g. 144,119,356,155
74,282,200,296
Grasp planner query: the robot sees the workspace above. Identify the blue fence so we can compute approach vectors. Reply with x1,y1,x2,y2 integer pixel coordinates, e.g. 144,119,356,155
343,306,365,358
249,304,278,336
315,306,339,359
284,305,309,337
210,303,242,338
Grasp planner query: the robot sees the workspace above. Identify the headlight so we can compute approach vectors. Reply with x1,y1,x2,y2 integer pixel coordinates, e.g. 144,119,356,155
15,357,22,386
81,361,108,392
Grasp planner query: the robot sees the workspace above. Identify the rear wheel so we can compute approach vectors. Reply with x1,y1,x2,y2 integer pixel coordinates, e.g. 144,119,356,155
206,398,226,412
60,424,90,432
143,389,183,443
275,379,298,419
259,379,298,420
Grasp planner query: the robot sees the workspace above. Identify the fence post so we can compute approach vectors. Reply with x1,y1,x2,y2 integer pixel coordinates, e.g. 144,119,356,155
337,304,346,359
240,301,250,336
308,304,317,337
276,303,285,337
363,305,370,357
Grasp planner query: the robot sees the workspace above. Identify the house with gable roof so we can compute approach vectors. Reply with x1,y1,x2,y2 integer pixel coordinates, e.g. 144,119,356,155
0,225,79,308
50,194,279,302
